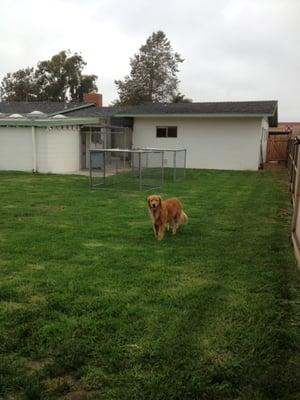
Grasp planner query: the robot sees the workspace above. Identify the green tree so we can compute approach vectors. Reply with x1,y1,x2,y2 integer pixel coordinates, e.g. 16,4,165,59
35,50,98,101
115,31,184,105
0,50,98,102
77,74,98,101
171,92,193,103
0,68,38,101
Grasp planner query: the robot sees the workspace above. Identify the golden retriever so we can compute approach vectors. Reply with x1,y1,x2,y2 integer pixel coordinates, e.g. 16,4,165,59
147,195,188,240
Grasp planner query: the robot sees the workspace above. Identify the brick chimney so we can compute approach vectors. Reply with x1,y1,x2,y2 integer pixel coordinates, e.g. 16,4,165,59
83,93,103,107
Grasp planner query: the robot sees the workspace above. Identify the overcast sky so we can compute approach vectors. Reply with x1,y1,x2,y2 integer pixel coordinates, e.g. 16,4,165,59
1,0,299,120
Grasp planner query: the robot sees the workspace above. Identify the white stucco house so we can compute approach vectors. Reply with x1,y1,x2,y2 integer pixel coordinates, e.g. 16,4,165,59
116,101,277,170
0,98,277,173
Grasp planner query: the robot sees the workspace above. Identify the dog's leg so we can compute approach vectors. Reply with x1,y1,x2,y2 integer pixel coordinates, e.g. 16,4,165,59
154,224,160,239
169,219,175,234
157,225,166,240
172,222,178,235
152,224,157,238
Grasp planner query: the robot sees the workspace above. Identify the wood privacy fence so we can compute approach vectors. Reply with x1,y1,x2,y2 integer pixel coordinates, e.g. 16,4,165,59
288,137,300,266
267,134,289,162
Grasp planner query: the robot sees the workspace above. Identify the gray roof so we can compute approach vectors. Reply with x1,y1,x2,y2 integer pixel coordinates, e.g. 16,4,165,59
114,100,278,126
114,100,276,115
63,106,111,118
0,101,87,114
0,101,111,120
0,100,278,126
0,101,108,127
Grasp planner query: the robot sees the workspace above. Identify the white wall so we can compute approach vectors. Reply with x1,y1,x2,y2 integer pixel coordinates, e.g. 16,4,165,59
132,117,264,170
36,127,80,173
0,126,80,173
0,127,33,171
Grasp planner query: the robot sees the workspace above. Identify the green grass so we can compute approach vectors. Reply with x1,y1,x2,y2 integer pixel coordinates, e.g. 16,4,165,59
0,170,299,400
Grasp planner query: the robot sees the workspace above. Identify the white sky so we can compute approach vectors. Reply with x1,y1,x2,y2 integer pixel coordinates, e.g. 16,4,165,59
1,0,299,120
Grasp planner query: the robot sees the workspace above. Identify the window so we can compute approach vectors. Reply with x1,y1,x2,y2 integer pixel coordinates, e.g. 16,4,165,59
156,126,177,138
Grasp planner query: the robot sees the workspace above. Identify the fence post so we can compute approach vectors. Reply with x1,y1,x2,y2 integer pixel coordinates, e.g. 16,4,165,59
173,151,177,182
161,151,164,186
292,142,300,232
290,139,300,267
89,150,92,188
139,152,142,190
103,150,106,186
184,149,187,178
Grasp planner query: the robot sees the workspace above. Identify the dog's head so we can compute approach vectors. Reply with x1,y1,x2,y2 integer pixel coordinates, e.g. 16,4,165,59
147,195,162,211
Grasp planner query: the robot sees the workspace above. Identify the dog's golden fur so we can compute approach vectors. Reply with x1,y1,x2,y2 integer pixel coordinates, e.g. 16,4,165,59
147,195,188,240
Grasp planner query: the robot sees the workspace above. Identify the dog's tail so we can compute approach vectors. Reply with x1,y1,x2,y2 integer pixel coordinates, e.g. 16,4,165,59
179,211,188,225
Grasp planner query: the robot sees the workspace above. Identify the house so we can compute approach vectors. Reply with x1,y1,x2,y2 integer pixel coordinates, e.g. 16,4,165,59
0,97,277,173
115,101,277,170
0,95,112,173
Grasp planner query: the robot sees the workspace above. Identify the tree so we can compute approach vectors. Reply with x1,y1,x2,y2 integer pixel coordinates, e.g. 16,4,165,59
77,74,98,101
0,50,98,102
0,68,38,101
115,31,184,105
35,51,98,102
171,92,193,103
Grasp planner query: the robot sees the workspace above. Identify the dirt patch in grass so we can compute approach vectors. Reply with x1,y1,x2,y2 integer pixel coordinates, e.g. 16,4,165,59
26,359,49,371
65,390,96,400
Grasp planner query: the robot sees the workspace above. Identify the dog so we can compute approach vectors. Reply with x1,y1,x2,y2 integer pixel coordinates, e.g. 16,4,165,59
147,195,188,240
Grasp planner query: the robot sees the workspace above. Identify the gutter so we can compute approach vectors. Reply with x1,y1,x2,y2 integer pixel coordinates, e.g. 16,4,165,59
0,116,106,127
113,113,275,118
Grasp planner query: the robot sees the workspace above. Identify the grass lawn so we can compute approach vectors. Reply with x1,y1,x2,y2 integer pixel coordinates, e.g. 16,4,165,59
0,170,299,400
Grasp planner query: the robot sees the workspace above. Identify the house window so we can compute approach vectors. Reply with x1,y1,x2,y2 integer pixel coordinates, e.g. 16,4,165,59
156,126,177,138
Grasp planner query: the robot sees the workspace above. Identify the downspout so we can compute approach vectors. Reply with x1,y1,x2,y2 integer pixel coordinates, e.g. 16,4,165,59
259,129,264,170
31,126,37,172
259,121,267,170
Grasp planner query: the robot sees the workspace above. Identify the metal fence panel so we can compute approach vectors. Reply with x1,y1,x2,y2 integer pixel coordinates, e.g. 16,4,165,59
89,149,164,191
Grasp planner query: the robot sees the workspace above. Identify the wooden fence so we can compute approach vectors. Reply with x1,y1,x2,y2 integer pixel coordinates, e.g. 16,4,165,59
288,137,300,266
267,134,289,162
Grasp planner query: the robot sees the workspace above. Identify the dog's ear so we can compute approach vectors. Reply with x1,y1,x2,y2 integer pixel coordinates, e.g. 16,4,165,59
158,196,162,205
147,196,151,206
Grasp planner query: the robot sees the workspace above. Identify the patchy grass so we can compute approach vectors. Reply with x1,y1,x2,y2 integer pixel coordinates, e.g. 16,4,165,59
0,170,299,400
